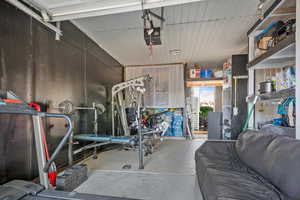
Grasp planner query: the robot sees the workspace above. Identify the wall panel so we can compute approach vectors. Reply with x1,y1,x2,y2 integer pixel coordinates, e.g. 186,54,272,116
0,1,122,183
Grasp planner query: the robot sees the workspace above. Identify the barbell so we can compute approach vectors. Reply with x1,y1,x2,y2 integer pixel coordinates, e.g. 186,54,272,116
57,100,105,114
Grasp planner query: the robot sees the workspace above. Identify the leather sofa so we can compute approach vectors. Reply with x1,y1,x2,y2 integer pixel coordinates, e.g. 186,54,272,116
195,130,300,200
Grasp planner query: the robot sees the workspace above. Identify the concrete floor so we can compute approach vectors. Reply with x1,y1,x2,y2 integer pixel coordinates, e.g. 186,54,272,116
76,138,205,200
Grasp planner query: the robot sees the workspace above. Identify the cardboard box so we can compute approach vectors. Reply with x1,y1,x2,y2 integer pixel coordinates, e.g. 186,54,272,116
257,36,272,50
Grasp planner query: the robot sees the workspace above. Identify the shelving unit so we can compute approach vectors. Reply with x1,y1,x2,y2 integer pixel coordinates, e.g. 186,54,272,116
247,87,295,103
248,34,295,69
247,0,296,35
186,77,223,82
186,78,223,87
185,67,224,87
247,0,296,129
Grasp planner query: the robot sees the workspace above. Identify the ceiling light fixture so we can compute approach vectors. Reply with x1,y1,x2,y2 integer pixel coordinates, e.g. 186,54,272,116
169,49,181,56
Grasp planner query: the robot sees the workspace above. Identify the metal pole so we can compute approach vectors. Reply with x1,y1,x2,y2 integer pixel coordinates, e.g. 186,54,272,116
118,92,130,136
43,113,73,172
112,96,115,136
68,118,74,166
93,103,98,157
137,93,144,169
32,115,49,189
75,107,95,110
93,103,98,134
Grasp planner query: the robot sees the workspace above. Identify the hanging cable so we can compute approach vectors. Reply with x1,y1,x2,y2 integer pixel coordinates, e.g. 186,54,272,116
141,0,145,12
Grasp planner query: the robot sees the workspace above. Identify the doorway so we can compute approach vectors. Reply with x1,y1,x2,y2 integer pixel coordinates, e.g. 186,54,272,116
188,86,223,136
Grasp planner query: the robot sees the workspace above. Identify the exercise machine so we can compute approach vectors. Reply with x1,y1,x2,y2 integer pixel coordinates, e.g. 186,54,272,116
111,75,151,169
55,99,154,169
0,90,137,200
111,75,151,136
55,100,106,165
66,75,169,169
0,180,136,200
0,90,73,189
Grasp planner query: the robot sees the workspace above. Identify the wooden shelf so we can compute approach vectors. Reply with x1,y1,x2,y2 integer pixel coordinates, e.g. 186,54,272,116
247,34,295,69
186,77,223,82
193,131,208,135
186,78,224,87
247,87,295,103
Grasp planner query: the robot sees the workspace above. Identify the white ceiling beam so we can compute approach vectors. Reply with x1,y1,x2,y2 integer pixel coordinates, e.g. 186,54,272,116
49,0,205,22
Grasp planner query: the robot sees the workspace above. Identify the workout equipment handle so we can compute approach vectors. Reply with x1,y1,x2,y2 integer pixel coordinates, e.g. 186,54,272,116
43,113,73,172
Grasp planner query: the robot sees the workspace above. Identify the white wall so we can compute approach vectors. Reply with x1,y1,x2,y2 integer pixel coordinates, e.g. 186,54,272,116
125,65,185,108
297,0,300,139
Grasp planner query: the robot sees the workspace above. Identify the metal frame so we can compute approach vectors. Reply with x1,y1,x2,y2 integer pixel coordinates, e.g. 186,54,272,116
111,76,150,169
247,0,283,35
136,92,144,169
72,75,166,169
32,113,73,189
66,93,157,169
111,75,150,136
32,114,49,188
247,0,296,130
73,142,111,155
0,180,139,200
72,121,168,170
248,32,257,129
0,108,73,189
65,102,104,166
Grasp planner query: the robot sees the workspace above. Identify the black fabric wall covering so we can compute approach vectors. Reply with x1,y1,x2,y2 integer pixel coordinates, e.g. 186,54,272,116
0,1,123,184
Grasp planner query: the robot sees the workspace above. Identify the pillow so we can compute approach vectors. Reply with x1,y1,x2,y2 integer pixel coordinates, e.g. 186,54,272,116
236,130,300,200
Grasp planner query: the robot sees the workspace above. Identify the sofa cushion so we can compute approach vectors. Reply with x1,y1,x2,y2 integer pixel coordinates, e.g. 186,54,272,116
260,124,295,138
195,141,284,200
236,130,300,200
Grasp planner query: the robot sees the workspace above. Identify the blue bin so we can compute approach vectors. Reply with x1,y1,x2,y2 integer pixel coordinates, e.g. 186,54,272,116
201,69,213,78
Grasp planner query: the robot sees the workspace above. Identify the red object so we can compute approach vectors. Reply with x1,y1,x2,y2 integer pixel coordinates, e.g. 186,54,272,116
42,130,50,161
48,172,57,186
3,99,23,104
28,103,41,112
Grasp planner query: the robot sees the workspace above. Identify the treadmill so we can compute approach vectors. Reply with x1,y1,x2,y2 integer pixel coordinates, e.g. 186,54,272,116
0,91,138,200
0,180,135,200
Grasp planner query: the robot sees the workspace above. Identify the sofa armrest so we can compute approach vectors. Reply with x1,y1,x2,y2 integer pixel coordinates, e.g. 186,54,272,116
195,140,236,159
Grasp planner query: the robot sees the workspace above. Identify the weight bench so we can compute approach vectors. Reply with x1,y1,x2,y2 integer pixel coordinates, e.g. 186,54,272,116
73,127,166,152
72,134,137,157
74,134,136,144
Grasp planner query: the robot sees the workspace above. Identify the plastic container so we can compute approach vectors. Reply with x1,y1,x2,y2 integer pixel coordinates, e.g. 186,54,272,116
272,118,287,126
214,70,223,78
201,69,213,78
